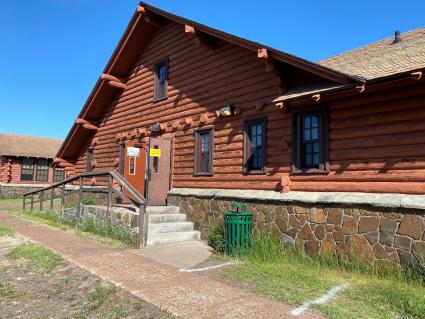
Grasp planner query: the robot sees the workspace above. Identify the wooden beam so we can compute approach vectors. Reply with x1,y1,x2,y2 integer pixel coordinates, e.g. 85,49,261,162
412,71,423,81
311,94,321,102
107,80,127,90
356,84,366,93
137,5,163,28
76,118,99,131
276,102,287,112
184,25,217,49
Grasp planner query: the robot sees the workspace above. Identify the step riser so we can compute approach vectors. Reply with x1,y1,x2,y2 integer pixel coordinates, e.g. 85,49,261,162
146,206,180,214
149,214,187,223
149,223,194,234
146,232,201,246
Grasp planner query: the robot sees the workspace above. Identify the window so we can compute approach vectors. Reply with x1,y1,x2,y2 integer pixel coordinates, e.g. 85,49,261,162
153,145,159,174
21,158,34,181
292,107,329,174
129,156,136,175
194,127,214,176
36,159,49,181
53,168,65,182
244,118,266,174
153,59,168,101
86,147,94,172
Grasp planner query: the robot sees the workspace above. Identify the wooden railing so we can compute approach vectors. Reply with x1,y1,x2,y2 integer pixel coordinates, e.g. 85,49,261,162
22,170,148,247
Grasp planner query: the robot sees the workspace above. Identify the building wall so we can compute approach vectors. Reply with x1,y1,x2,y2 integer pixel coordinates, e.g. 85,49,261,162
70,20,425,194
168,191,425,268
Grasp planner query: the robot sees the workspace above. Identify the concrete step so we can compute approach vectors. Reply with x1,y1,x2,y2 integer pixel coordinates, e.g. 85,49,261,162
148,213,187,224
146,231,201,246
149,221,194,234
147,206,180,214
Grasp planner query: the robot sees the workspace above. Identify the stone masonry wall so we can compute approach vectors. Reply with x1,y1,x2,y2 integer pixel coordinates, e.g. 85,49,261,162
0,184,48,199
168,194,425,268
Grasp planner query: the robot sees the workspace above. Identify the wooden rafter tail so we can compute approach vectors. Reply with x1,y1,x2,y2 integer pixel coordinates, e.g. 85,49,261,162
100,73,126,84
311,94,321,102
53,157,67,164
107,80,127,90
257,48,269,60
184,24,217,49
356,84,366,93
82,123,99,131
137,5,163,28
411,71,423,80
276,102,287,112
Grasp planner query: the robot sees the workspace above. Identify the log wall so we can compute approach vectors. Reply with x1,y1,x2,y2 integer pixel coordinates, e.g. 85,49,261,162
71,21,425,194
0,156,56,184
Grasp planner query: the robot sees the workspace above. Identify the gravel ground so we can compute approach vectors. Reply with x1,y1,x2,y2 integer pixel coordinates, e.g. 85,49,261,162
0,234,173,319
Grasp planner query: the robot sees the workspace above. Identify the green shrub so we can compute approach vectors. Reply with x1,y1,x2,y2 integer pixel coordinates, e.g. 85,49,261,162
207,222,225,253
78,216,133,246
82,195,96,205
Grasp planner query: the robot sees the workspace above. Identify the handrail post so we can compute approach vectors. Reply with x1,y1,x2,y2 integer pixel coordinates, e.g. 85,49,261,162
40,191,43,212
23,196,26,212
50,188,54,210
138,204,147,248
61,184,65,218
78,176,83,218
107,175,112,217
30,195,34,212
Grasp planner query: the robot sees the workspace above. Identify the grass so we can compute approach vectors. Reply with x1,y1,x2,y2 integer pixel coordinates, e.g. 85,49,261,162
218,232,425,319
76,285,119,319
7,243,62,270
15,210,133,249
0,224,15,237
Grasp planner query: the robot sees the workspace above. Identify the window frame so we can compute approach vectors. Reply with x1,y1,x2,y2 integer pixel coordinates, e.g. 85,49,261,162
193,126,214,176
243,117,267,175
291,106,329,175
153,59,169,102
35,158,49,182
53,167,65,182
20,158,34,181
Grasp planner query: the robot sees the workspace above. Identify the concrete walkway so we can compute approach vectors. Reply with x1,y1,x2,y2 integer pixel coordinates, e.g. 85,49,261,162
0,212,323,319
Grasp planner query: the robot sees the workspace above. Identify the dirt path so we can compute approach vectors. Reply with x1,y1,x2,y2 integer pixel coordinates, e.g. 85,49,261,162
0,211,323,319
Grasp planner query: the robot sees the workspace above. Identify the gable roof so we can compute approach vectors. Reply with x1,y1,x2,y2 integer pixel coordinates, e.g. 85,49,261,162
56,2,361,160
319,27,425,80
0,133,63,159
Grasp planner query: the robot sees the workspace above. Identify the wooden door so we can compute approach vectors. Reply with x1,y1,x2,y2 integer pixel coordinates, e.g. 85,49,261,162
147,137,172,206
123,141,147,197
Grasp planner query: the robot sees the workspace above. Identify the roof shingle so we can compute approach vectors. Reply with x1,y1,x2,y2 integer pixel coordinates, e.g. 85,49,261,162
0,133,63,158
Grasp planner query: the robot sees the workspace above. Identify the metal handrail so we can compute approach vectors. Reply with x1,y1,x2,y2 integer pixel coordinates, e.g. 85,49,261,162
22,170,148,247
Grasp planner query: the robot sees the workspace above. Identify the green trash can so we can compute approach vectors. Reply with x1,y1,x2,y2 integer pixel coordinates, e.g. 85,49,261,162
223,202,253,254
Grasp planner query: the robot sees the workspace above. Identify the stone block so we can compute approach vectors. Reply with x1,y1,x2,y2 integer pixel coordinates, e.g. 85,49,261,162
298,223,315,240
289,215,302,228
327,208,343,225
310,208,327,224
342,215,358,235
286,227,298,239
398,214,424,240
379,217,397,246
393,235,412,250
364,230,379,245
275,215,288,233
326,224,335,232
397,249,418,267
373,243,388,259
358,216,379,233
374,259,397,270
412,241,425,262
333,230,344,242
305,240,320,256
282,234,295,250
295,205,309,214
322,233,336,253
314,225,326,240
350,234,375,262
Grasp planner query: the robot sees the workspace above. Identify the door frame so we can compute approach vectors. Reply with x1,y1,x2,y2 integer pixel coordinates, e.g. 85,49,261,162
145,136,173,206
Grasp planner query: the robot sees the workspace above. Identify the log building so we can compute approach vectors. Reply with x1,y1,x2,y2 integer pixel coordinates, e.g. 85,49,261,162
53,3,425,265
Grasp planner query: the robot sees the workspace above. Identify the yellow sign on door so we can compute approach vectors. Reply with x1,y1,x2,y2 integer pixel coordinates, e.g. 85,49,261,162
150,148,161,157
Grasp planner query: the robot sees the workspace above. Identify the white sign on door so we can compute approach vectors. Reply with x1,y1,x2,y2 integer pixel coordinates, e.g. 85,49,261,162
127,147,140,157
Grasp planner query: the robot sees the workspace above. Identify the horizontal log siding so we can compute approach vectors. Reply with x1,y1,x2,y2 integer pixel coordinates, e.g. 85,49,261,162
72,21,425,194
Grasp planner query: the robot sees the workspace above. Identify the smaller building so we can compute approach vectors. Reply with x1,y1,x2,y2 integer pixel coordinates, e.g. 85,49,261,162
0,133,64,198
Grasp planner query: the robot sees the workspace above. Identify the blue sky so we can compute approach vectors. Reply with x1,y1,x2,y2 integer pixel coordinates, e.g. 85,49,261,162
1,0,424,140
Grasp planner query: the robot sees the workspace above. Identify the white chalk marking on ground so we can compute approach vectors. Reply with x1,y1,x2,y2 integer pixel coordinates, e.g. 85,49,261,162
291,284,348,316
179,261,240,273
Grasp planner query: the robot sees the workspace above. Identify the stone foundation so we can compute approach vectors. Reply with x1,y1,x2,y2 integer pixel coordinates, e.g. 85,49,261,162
168,189,425,268
0,183,50,199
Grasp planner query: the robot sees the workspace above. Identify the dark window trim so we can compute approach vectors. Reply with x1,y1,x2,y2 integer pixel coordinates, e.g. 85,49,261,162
20,158,34,181
118,142,125,175
243,116,267,175
86,147,94,172
153,58,169,102
291,106,329,175
193,126,214,176
53,167,65,182
35,158,49,182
